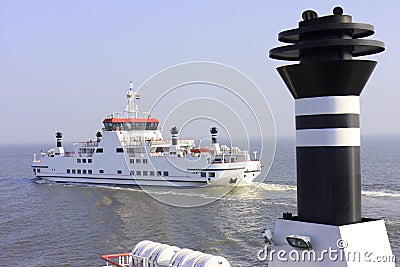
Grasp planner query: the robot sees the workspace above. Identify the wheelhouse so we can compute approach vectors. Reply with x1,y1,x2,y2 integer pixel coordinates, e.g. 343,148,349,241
103,118,159,131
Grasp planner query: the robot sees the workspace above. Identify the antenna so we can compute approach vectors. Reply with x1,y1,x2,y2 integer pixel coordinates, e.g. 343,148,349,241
125,81,138,118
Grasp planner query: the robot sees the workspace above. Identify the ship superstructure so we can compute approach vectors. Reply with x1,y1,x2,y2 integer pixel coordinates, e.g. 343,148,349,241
32,82,261,187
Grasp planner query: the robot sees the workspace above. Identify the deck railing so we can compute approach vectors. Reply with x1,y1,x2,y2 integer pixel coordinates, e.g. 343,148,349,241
101,253,131,267
73,141,99,147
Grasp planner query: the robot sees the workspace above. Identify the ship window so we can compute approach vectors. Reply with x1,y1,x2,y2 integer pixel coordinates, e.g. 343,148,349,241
143,171,148,176
99,169,104,174
116,148,124,153
142,159,148,164
83,169,87,174
67,169,70,174
77,159,81,163
145,122,158,130
201,172,206,177
72,169,76,174
136,159,141,164
136,171,141,176
150,171,154,176
208,172,215,177
88,170,92,174
163,171,169,176
130,171,135,175
33,168,36,173
96,148,104,153
82,159,87,163
157,171,162,176
36,169,40,173
77,169,81,174
117,170,122,174
88,159,92,163
130,159,135,164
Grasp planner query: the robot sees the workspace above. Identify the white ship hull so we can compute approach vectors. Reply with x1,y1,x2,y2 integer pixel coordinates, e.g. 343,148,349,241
35,171,260,187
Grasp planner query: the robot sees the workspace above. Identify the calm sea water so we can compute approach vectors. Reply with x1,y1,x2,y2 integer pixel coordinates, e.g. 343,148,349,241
0,136,398,266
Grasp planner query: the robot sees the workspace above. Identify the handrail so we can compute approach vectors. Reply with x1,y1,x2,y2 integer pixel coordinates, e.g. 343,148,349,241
101,252,131,267
73,141,99,147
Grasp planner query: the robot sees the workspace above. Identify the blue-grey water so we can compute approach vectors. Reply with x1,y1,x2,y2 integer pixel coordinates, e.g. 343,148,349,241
0,136,398,266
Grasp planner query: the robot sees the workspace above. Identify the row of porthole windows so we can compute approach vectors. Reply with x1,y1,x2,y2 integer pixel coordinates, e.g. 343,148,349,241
67,169,124,175
67,169,93,174
77,158,92,164
129,158,148,164
200,172,215,178
130,170,169,176
95,148,151,154
95,148,123,153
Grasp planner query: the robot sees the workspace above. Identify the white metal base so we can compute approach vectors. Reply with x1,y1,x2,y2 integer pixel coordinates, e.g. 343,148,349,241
266,219,395,266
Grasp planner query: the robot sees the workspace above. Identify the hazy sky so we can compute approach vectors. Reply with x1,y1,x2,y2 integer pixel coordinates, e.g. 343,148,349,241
1,1,399,144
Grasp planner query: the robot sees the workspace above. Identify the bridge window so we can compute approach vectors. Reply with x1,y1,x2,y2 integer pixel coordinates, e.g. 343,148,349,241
104,121,159,131
99,170,104,174
145,122,158,130
116,148,124,153
96,148,104,153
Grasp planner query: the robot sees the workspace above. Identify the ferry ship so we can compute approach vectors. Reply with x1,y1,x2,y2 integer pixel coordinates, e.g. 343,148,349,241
31,82,261,187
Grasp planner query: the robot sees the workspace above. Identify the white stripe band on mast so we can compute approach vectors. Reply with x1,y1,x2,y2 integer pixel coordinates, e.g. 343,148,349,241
296,128,361,147
295,96,360,116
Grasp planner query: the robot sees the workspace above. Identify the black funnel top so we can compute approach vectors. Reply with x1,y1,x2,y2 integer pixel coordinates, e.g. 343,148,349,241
270,7,385,100
210,127,218,135
170,127,179,135
270,6,384,62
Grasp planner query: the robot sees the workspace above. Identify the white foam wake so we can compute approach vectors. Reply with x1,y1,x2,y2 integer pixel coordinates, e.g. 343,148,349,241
362,189,400,198
251,182,297,192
